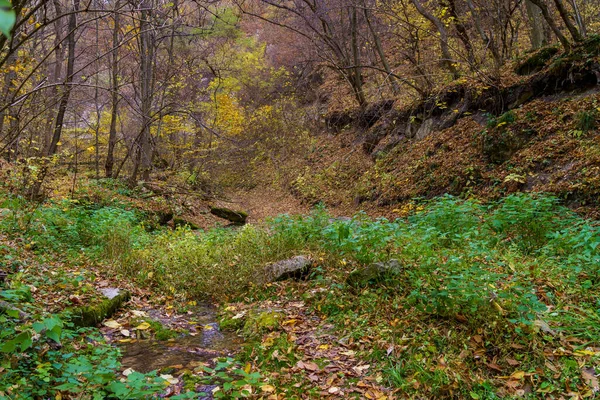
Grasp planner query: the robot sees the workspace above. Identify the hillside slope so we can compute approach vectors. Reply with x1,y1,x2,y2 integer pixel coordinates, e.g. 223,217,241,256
290,38,600,218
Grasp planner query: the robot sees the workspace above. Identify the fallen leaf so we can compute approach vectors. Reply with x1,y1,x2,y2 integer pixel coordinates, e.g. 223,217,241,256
506,358,520,367
297,360,320,371
134,322,151,330
261,384,276,393
582,367,599,393
160,374,179,385
103,320,122,329
328,387,340,394
510,371,525,380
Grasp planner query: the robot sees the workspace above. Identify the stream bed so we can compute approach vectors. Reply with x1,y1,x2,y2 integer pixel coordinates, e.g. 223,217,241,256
115,304,243,374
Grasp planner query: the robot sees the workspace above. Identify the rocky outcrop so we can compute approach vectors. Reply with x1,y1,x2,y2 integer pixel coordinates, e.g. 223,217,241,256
336,37,600,158
210,206,248,225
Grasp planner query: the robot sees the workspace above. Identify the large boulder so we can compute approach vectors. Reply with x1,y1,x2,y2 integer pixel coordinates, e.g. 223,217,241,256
263,256,313,283
346,259,402,288
210,206,248,225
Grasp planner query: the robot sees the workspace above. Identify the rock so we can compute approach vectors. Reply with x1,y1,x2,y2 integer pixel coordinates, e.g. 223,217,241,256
415,118,435,140
173,217,200,230
482,122,537,164
99,287,122,300
263,256,313,283
515,46,559,76
346,259,402,288
243,309,283,337
210,206,248,225
69,289,131,327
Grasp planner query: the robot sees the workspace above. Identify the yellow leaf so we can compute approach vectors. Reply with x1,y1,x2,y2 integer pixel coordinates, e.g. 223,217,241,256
575,350,599,357
244,363,252,374
261,384,275,393
103,320,122,329
318,344,330,350
135,322,151,330
510,371,525,380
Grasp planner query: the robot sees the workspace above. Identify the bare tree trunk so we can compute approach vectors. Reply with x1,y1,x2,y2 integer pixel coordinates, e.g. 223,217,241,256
528,0,572,51
350,5,366,107
132,0,154,182
46,0,79,157
568,0,586,37
441,0,475,67
411,0,460,79
525,0,547,49
44,0,66,151
0,45,19,161
465,0,503,72
362,2,399,95
105,0,120,178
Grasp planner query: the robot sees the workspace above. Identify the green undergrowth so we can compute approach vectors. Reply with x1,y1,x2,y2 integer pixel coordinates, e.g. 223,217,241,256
2,189,600,397
235,194,599,398
0,251,178,398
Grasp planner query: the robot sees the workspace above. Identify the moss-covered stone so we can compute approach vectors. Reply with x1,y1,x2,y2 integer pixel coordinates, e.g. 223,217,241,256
219,314,245,331
243,310,283,337
515,46,559,76
68,290,131,327
346,259,402,288
173,217,200,230
210,207,248,225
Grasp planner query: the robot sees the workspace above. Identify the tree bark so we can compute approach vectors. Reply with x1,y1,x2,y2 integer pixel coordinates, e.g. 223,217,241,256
105,0,120,178
45,0,79,157
411,0,459,79
528,0,572,51
525,0,546,49
350,5,366,107
552,0,582,42
131,0,155,182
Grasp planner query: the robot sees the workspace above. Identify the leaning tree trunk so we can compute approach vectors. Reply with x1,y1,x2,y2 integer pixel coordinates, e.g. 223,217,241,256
411,0,460,79
528,0,572,51
552,0,582,42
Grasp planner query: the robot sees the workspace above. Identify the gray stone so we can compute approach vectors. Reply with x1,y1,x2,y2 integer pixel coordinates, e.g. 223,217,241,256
262,256,313,283
100,287,122,300
346,259,402,288
415,118,435,140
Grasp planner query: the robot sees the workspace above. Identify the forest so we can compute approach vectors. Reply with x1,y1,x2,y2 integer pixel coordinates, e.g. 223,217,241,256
1,0,600,398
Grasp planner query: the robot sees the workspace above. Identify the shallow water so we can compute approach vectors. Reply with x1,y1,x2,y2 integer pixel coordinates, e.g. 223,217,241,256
118,305,243,373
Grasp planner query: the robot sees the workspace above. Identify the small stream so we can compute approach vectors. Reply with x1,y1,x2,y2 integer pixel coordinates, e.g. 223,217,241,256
117,304,243,374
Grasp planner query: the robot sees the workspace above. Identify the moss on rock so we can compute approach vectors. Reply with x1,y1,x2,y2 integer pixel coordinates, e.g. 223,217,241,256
68,290,131,327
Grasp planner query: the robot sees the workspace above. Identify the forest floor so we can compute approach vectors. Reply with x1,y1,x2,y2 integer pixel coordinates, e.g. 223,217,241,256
2,177,600,399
